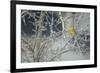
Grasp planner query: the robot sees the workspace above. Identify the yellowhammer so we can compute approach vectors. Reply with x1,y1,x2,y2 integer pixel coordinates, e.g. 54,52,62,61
68,24,77,36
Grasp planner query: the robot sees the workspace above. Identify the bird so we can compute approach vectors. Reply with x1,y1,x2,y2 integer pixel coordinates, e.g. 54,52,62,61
68,24,77,36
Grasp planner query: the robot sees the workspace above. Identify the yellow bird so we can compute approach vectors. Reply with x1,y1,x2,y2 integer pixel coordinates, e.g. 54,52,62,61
68,24,77,36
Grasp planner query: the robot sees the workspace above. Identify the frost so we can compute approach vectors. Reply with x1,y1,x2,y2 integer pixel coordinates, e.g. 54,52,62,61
21,10,90,63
